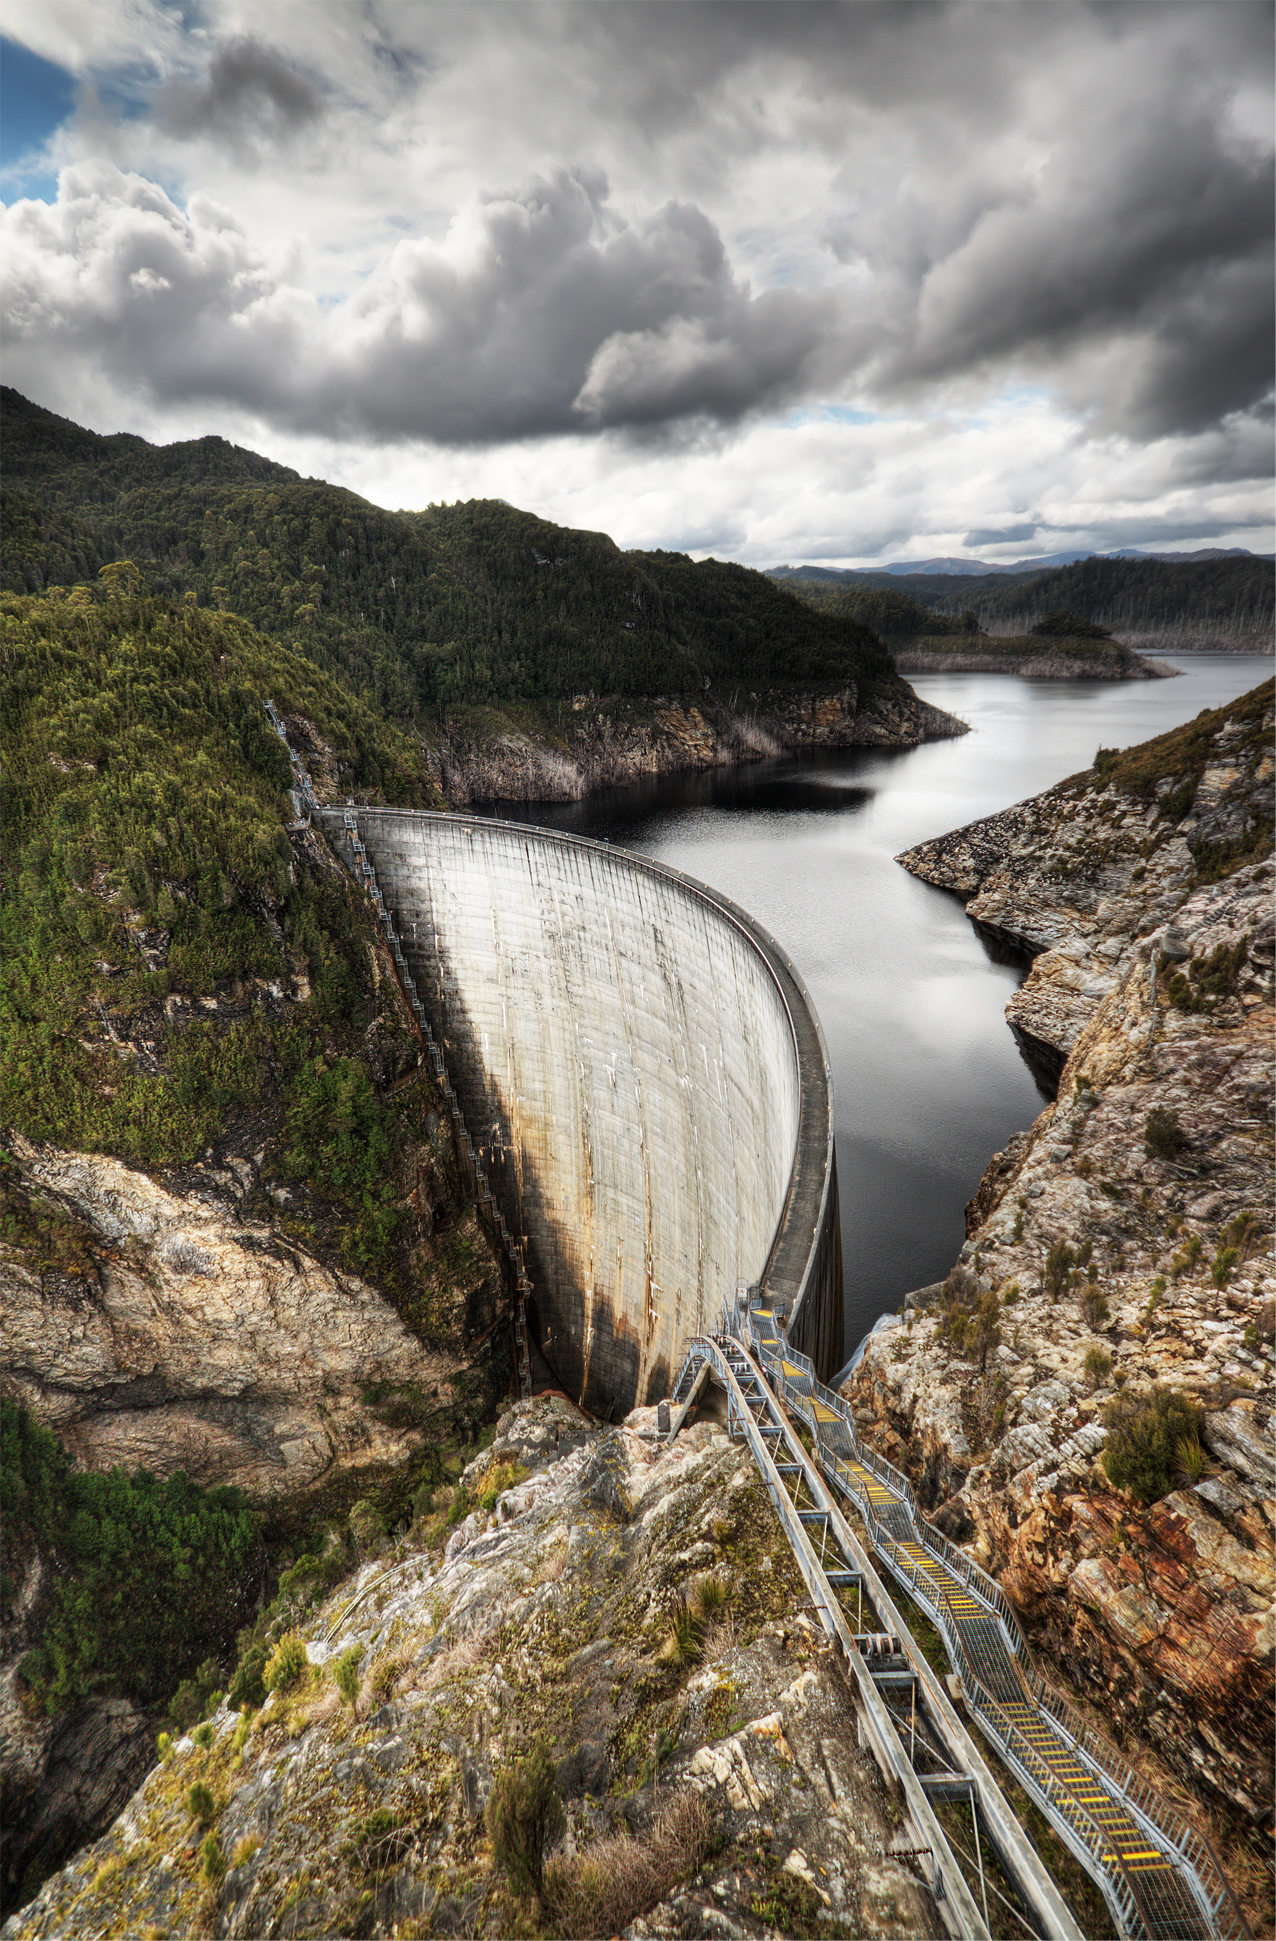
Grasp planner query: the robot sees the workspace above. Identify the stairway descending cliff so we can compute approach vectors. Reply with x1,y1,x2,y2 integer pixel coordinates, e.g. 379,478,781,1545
669,1301,1252,1941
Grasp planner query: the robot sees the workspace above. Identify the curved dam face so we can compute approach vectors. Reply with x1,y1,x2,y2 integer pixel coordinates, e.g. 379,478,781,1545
337,811,843,1414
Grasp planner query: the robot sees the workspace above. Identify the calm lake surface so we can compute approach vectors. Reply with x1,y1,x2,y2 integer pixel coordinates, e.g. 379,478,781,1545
483,654,1273,1362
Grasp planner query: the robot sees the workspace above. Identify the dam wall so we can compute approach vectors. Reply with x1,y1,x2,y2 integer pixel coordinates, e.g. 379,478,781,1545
325,809,842,1413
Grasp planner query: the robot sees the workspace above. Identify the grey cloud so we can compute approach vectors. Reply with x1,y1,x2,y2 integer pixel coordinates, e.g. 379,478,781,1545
5,2,1273,451
1,165,836,443
154,38,320,148
964,523,1037,546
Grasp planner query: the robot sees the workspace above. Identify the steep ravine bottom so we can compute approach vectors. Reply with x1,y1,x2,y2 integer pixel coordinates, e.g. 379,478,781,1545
855,680,1274,1931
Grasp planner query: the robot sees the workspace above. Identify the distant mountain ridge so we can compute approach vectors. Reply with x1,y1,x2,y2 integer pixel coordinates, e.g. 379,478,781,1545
771,546,1264,581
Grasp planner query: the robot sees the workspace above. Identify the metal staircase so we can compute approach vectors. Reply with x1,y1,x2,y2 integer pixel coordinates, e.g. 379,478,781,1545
668,1296,1250,1941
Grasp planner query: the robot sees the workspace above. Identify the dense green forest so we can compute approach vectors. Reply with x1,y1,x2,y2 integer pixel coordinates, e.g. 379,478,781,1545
1,389,894,712
778,578,976,636
1,1396,259,1715
0,576,452,1285
770,553,1274,628
960,553,1274,627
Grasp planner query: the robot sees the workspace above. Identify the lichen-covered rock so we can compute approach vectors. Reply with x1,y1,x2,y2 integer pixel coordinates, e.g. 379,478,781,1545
869,682,1274,1919
4,1401,938,1941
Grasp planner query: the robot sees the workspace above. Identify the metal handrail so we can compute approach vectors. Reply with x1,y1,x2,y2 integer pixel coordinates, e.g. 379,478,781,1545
267,716,534,1397
744,1304,1249,1941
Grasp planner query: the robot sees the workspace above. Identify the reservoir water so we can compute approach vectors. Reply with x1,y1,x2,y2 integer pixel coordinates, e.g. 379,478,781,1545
483,654,1272,1360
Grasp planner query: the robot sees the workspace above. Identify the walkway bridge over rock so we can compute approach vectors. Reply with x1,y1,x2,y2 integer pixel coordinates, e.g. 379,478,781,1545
668,1304,1252,1941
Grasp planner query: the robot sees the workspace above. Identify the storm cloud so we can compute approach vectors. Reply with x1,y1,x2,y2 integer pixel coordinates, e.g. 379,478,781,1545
1,0,1271,560
154,37,319,151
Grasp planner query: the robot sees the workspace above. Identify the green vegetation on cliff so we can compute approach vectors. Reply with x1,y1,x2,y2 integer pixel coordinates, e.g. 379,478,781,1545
1,1397,258,1714
2,389,895,713
0,574,459,1295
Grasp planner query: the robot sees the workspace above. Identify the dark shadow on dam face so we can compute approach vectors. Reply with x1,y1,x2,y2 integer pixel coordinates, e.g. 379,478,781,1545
352,811,843,1421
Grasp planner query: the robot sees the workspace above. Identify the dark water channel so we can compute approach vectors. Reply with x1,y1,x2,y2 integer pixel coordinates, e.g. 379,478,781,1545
482,654,1272,1360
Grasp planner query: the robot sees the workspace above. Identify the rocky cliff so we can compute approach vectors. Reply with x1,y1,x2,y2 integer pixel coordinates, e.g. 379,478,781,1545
891,639,1171,681
854,680,1274,1921
430,681,964,805
6,1397,942,1941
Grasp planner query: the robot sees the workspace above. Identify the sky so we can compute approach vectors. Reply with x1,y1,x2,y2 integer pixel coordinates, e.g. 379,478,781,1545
2,1,1273,568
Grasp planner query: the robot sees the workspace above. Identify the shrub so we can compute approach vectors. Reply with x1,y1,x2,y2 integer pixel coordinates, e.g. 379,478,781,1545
1103,1386,1203,1504
262,1631,309,1695
199,1833,226,1886
969,1292,1001,1372
485,1734,565,1903
1170,1233,1203,1280
156,1732,173,1762
347,1498,385,1561
226,1638,270,1713
1084,1345,1113,1389
477,1461,524,1513
191,1722,215,1750
1144,1108,1188,1160
659,1597,704,1669
1174,1433,1207,1485
168,1657,223,1734
334,1644,363,1708
1080,1283,1110,1328
1211,1245,1238,1288
1044,1239,1075,1301
1001,1283,1020,1306
187,1781,216,1826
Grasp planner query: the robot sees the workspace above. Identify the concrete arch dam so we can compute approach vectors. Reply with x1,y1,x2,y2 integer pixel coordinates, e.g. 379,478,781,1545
332,810,843,1416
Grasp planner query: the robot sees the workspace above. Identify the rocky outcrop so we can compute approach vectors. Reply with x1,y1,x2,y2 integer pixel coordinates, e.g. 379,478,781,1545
0,1137,465,1500
892,641,1171,680
6,1398,940,1941
433,681,964,805
0,1665,153,1920
860,682,1275,1912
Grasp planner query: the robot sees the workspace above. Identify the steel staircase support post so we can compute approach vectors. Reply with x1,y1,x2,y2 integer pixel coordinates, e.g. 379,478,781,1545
691,1339,991,1941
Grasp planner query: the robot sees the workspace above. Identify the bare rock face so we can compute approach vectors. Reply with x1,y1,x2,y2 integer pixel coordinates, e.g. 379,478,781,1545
0,1664,153,1919
0,1137,462,1499
436,682,963,805
7,1399,939,1941
870,684,1274,1908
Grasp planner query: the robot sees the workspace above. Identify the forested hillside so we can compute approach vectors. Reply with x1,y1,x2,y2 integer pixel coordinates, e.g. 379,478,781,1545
1,390,894,712
957,552,1274,628
771,552,1274,631
779,577,975,635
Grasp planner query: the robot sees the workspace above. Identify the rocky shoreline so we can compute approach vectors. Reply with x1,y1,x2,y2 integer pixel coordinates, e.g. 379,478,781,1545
891,644,1175,681
428,679,964,805
851,679,1274,1918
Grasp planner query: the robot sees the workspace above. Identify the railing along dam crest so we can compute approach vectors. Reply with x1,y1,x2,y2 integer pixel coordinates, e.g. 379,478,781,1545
303,793,842,1414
